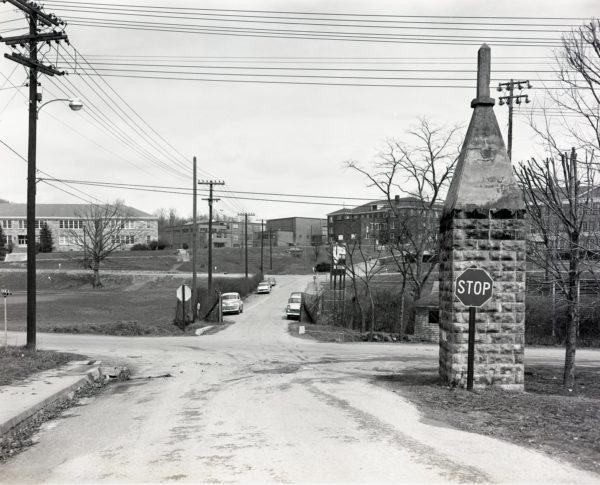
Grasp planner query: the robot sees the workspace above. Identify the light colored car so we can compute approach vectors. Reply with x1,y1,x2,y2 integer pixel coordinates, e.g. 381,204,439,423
221,292,243,314
257,281,271,294
286,295,301,319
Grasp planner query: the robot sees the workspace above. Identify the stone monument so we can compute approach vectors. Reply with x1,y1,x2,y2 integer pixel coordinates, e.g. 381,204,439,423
438,44,526,390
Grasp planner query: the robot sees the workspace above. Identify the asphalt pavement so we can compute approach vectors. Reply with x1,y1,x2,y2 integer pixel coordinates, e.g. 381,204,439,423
1,274,599,484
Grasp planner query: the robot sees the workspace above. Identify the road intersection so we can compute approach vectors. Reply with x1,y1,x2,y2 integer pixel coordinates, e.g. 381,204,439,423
1,275,599,483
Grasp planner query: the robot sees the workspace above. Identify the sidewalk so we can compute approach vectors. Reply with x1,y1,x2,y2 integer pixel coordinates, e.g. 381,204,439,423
0,360,103,436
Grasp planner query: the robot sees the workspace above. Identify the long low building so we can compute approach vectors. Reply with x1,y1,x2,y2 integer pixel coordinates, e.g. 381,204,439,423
0,202,158,252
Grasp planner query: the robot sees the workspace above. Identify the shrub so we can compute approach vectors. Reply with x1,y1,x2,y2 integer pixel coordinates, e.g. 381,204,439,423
131,243,149,251
148,239,168,250
526,294,600,346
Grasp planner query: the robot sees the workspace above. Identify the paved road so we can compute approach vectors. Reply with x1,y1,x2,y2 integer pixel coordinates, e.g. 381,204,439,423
1,275,599,484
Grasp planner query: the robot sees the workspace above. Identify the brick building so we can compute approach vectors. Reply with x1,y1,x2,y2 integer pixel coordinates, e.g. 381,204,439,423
265,217,326,247
163,219,262,249
327,196,441,251
0,202,158,252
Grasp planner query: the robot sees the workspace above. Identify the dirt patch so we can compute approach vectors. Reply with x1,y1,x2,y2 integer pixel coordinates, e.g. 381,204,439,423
0,347,86,386
375,365,600,475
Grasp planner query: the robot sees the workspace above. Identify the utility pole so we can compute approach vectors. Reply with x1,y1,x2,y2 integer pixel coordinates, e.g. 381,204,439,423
238,212,255,280
497,79,531,161
199,180,225,296
191,157,197,322
269,229,273,270
260,219,264,274
1,0,68,350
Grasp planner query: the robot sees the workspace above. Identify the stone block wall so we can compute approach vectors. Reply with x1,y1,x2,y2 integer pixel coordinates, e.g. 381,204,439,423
438,208,526,390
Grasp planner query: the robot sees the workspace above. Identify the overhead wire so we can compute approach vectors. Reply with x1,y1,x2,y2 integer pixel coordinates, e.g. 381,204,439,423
0,138,100,204
41,1,593,22
36,178,364,207
56,48,191,178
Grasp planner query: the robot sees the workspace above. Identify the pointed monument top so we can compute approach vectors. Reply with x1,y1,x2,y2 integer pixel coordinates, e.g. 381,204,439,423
442,44,524,213
471,44,495,108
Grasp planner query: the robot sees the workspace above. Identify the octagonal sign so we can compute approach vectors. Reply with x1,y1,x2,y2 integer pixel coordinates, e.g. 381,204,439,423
455,268,494,307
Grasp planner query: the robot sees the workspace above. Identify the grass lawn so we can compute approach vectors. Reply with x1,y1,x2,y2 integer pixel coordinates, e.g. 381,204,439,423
5,286,190,336
2,273,259,336
0,347,86,386
179,246,327,275
375,365,600,475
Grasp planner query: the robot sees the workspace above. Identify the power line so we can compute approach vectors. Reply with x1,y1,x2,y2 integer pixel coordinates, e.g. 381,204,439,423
37,178,380,201
34,178,388,207
0,137,101,204
41,1,594,22
62,19,563,47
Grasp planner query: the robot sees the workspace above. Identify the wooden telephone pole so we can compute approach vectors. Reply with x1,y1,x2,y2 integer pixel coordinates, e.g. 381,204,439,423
238,212,255,280
497,79,531,161
199,180,225,296
1,0,69,350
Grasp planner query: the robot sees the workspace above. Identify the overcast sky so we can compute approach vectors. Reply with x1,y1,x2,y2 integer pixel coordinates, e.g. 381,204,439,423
0,0,597,222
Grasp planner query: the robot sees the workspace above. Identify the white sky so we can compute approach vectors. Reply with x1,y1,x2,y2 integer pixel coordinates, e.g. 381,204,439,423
0,0,597,221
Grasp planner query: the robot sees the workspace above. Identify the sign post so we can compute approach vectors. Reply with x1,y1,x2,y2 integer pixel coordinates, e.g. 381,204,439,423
176,284,192,326
2,289,12,350
455,268,494,391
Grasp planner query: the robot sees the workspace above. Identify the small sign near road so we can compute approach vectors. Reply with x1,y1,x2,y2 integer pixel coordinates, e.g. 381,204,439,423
176,284,192,302
455,268,494,308
454,268,494,391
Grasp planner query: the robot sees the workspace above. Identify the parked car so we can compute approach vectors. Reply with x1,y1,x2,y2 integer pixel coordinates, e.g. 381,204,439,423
315,262,331,272
257,281,271,294
286,295,302,319
267,276,277,287
221,292,243,314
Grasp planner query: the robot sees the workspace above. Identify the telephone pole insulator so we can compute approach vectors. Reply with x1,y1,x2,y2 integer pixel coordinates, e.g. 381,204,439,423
496,79,532,161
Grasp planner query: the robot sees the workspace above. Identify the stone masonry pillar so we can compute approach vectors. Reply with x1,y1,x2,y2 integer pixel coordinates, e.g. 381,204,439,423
438,44,526,390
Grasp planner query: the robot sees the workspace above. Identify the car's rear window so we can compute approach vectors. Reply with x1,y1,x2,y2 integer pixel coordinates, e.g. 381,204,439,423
222,294,238,300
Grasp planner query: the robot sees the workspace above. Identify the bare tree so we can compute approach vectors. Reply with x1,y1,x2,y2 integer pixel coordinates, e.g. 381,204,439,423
69,201,142,287
346,118,463,302
531,20,600,158
343,235,385,336
516,149,597,389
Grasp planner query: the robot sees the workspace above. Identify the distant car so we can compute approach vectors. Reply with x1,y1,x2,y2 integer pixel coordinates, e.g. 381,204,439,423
221,292,243,314
257,281,271,294
286,295,302,319
315,262,331,272
267,277,276,287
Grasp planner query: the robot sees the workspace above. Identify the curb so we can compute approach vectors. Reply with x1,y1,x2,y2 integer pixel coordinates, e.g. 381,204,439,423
0,364,103,437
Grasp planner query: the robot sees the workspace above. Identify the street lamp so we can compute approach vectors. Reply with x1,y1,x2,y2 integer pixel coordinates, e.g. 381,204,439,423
37,97,84,118
26,96,83,350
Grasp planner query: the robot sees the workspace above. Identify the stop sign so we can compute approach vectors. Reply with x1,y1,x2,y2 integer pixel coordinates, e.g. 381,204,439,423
455,268,494,307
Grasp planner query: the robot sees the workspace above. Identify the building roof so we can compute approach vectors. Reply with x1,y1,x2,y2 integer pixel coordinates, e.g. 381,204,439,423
267,216,326,222
0,203,155,219
327,196,438,217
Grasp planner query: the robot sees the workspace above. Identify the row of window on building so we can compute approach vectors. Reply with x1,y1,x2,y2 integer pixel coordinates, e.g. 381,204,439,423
1,219,146,230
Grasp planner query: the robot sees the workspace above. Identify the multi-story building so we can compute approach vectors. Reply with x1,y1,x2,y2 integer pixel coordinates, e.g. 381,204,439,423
0,202,158,251
327,195,441,251
162,219,263,249
265,217,327,247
